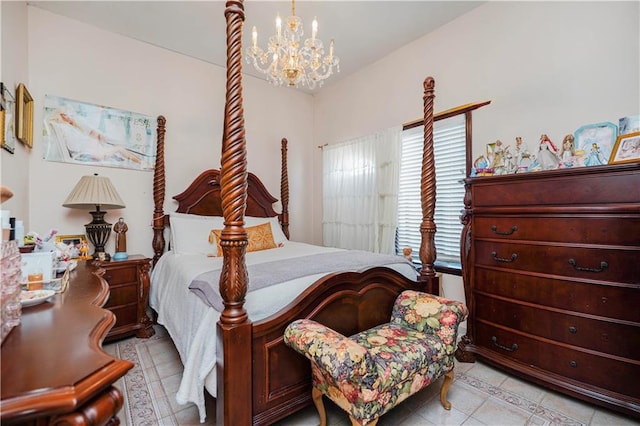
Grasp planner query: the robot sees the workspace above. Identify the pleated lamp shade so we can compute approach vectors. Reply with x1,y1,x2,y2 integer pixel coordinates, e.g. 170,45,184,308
63,174,125,209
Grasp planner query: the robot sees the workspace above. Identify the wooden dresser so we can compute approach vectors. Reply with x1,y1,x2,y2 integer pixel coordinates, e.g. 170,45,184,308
455,163,640,418
0,261,133,425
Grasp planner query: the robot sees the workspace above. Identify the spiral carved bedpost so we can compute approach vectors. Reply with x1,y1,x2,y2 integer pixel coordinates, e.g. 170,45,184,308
280,138,290,239
217,1,252,425
419,77,439,296
152,116,166,266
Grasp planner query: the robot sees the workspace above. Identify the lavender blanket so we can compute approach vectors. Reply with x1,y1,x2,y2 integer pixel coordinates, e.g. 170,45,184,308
189,250,414,311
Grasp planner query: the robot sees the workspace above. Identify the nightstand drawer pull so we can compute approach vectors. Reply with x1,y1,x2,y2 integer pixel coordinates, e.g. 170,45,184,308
491,225,518,236
491,336,518,352
491,251,518,263
569,326,577,334
569,361,577,368
568,259,608,273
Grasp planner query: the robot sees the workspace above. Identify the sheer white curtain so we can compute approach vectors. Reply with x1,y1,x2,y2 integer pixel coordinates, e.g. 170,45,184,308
322,126,401,253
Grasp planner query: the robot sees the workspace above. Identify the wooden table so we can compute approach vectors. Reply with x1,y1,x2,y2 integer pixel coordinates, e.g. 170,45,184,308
1,260,133,425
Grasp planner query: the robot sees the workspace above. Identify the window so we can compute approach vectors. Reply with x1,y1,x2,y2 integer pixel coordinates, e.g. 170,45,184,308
396,115,466,271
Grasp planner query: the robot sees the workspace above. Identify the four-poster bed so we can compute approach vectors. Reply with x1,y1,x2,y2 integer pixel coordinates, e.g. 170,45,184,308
149,1,441,424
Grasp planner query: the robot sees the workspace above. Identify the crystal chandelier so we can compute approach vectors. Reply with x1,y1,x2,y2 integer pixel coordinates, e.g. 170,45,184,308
245,0,340,89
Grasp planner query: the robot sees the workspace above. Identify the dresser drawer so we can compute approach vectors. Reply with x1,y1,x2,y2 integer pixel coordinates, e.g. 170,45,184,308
474,268,640,322
474,241,640,283
105,284,137,308
475,322,640,398
103,267,137,285
475,294,639,359
471,168,640,208
474,216,640,246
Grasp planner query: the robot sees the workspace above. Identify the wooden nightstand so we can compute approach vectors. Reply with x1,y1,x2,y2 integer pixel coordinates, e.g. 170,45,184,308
94,255,155,342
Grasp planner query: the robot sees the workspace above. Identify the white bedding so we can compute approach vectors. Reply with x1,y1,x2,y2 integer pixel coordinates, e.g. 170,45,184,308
149,241,418,422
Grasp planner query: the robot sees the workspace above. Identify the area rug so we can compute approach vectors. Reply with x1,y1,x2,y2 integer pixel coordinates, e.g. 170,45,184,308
111,330,179,426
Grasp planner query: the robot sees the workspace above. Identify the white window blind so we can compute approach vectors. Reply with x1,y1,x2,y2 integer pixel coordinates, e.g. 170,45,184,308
397,115,466,265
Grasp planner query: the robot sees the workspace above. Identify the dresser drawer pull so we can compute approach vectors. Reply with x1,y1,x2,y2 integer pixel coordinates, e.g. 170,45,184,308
491,336,518,352
569,361,577,368
569,326,577,334
568,259,608,273
491,252,518,263
491,225,518,236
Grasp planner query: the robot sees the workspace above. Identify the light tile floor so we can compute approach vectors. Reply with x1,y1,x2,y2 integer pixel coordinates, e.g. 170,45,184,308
105,326,639,426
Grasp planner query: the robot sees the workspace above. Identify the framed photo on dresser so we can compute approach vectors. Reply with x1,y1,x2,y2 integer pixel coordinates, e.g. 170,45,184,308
610,132,640,164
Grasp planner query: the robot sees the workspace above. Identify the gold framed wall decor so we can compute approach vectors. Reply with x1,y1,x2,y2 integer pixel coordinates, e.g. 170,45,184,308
16,83,34,148
1,82,16,154
0,104,5,152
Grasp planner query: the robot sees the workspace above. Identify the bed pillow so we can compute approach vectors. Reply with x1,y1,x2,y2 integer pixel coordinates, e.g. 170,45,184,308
210,222,277,256
245,216,288,246
169,212,225,255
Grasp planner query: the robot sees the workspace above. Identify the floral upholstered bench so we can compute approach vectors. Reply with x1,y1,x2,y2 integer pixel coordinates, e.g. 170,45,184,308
284,290,468,426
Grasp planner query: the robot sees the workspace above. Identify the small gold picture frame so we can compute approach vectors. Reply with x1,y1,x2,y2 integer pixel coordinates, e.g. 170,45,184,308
609,131,640,165
16,83,34,148
55,234,87,252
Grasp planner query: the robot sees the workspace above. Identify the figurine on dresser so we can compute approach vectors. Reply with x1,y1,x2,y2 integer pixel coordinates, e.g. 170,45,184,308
584,142,608,166
489,140,506,173
530,134,560,170
558,134,576,168
514,136,532,172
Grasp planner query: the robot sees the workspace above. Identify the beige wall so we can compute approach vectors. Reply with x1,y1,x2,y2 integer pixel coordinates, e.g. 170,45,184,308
19,7,314,258
1,1,30,225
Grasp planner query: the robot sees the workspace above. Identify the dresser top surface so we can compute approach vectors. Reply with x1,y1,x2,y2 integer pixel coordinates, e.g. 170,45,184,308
0,261,132,417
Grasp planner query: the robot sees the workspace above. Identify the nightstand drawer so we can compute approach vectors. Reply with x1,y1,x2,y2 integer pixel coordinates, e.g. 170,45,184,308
105,284,137,308
103,267,137,285
110,304,138,329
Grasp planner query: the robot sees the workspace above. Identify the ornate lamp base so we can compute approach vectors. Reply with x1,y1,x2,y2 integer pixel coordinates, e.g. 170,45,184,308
85,207,112,261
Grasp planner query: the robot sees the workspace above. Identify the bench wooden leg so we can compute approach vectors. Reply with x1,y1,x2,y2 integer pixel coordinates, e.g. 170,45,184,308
440,369,455,410
312,387,328,426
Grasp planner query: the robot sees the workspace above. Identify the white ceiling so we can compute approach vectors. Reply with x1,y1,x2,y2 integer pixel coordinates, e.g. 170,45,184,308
28,1,483,94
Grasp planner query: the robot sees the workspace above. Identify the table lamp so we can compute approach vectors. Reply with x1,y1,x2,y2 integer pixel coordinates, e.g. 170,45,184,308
63,174,125,260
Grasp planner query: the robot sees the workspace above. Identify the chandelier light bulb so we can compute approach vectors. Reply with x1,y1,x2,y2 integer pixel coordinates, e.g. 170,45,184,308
276,14,282,39
312,18,318,41
252,26,258,49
